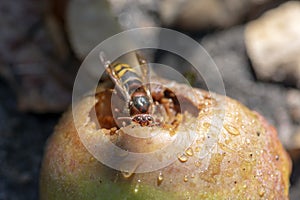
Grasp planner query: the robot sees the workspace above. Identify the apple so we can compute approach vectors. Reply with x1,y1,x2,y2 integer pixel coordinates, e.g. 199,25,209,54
40,80,291,199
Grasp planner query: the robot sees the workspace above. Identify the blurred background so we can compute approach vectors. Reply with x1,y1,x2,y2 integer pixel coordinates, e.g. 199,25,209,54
1,0,300,199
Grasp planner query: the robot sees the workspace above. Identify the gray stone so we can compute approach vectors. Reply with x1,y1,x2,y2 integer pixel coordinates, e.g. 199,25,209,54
160,0,272,30
245,1,300,88
287,89,300,124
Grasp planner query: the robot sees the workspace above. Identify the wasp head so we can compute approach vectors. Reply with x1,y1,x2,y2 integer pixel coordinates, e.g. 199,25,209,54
132,114,154,126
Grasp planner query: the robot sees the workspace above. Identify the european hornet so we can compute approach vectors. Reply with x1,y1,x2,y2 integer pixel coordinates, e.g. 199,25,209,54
100,52,158,127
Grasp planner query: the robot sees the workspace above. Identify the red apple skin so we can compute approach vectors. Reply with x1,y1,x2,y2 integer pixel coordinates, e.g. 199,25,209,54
40,81,291,200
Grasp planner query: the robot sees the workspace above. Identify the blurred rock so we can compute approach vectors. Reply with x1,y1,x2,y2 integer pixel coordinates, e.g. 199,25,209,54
0,1,40,66
292,127,300,149
287,89,300,124
107,0,161,60
0,0,73,113
67,0,160,59
44,14,70,62
45,0,72,61
66,0,121,59
4,42,71,113
0,78,60,200
160,0,272,30
290,178,300,200
47,0,69,25
109,0,160,29
245,1,300,88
